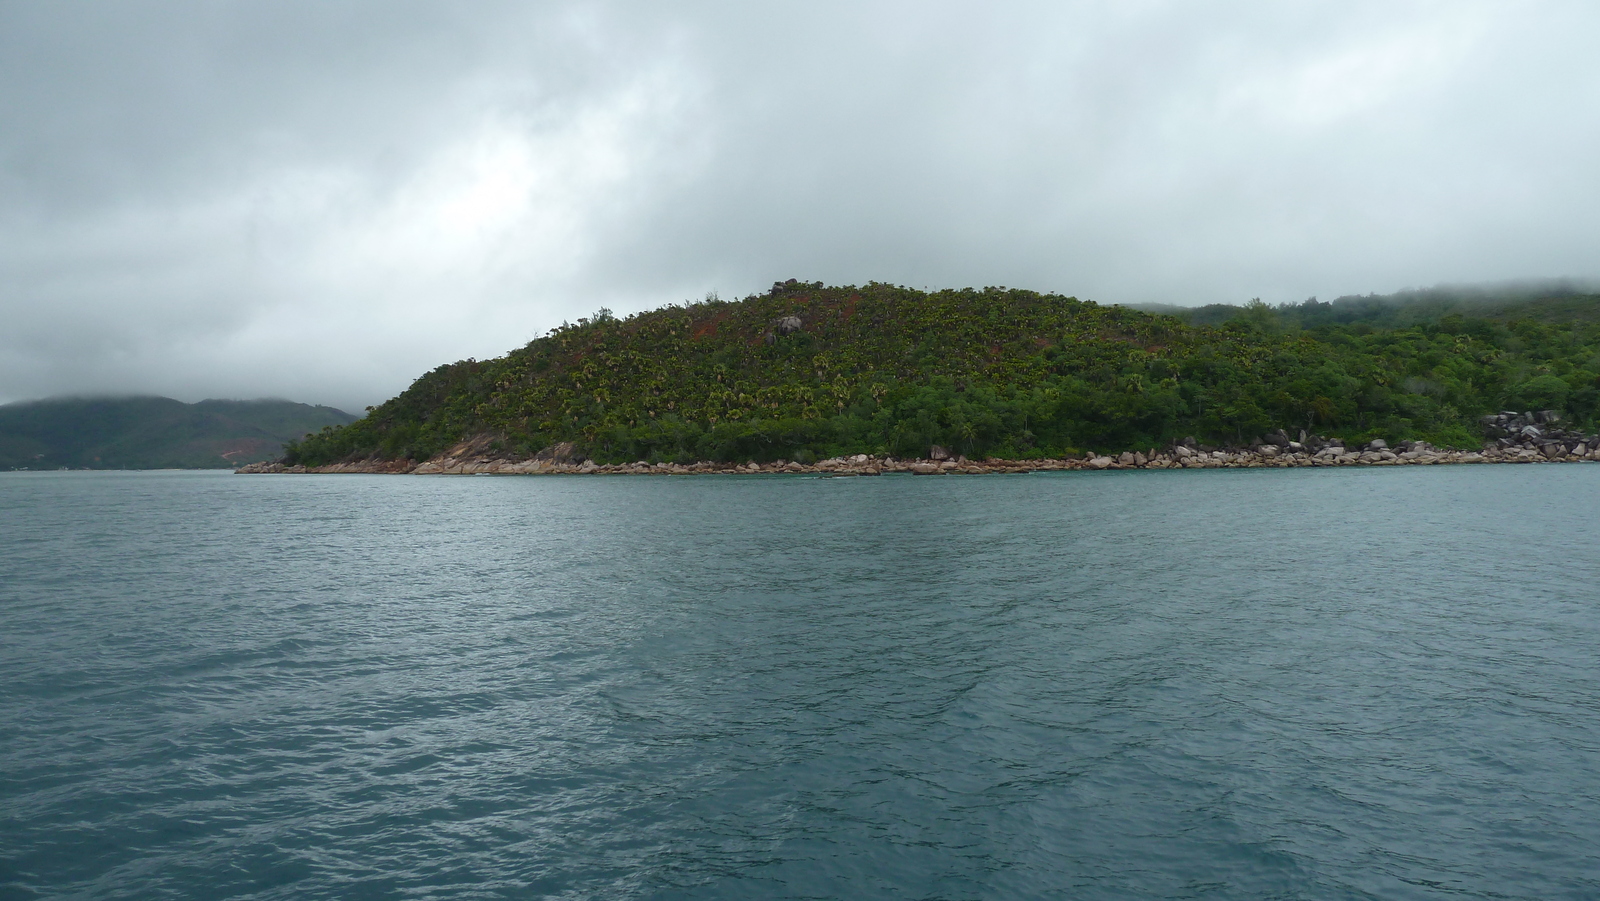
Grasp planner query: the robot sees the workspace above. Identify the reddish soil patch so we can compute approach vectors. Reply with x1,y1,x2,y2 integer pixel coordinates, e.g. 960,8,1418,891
691,308,733,341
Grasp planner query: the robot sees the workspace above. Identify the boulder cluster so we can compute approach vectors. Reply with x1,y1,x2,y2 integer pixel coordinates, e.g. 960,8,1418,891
237,417,1600,476
1478,410,1598,461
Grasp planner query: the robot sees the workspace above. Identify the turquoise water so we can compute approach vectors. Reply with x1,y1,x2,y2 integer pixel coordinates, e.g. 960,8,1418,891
2,467,1598,899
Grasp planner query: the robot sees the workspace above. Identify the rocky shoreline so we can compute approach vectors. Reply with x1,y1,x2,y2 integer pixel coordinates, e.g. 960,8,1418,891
239,412,1600,476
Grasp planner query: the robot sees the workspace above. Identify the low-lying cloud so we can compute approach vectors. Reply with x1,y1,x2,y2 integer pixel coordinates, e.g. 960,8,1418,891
3,1,1597,411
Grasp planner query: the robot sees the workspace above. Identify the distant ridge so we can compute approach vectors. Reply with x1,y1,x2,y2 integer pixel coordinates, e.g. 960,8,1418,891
1125,279,1600,328
0,396,357,470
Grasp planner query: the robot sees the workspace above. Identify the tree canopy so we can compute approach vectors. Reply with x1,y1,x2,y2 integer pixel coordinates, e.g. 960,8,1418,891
286,282,1600,466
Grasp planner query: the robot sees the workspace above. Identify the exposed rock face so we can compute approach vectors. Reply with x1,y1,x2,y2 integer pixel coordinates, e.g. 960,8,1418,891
929,445,951,461
776,315,802,336
534,441,583,464
1482,410,1561,438
1479,410,1598,460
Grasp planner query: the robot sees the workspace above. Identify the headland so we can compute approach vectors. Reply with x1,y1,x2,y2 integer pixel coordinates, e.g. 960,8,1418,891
269,282,1600,473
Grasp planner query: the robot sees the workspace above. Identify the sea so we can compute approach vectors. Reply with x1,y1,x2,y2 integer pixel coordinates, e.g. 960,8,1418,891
2,466,1598,900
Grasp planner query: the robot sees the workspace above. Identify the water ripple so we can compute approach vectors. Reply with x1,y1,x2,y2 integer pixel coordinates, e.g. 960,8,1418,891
2,467,1598,899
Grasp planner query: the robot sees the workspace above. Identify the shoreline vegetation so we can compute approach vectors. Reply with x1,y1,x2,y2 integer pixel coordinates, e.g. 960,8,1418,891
240,412,1600,475
270,280,1600,473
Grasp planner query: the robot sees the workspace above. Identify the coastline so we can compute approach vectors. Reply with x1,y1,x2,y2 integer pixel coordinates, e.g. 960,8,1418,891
238,443,1600,476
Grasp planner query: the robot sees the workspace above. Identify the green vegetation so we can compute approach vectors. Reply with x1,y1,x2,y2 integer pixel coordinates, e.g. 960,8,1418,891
1,396,357,469
285,281,1600,466
1134,280,1600,330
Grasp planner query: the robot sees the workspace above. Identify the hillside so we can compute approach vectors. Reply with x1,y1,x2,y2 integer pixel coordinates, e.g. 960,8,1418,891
1130,280,1600,330
285,281,1600,466
1,396,358,469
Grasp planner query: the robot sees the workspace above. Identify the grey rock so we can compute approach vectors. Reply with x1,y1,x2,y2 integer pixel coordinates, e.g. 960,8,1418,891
534,441,583,463
929,445,951,461
776,315,802,336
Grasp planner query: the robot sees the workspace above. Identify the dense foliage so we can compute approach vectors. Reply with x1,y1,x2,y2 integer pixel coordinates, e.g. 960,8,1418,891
1,397,356,469
286,282,1600,466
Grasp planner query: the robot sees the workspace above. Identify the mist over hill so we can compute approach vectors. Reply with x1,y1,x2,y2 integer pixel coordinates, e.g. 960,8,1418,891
1128,279,1600,330
1,397,357,470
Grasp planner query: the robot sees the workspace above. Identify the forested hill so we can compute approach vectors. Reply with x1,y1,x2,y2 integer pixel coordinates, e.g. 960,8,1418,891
1,396,357,469
286,281,1600,466
1131,280,1600,329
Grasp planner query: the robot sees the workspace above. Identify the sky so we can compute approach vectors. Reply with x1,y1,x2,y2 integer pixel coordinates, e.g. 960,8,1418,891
2,2,1598,413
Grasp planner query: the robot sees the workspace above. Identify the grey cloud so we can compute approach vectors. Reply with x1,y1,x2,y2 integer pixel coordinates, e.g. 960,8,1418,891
2,1,1597,411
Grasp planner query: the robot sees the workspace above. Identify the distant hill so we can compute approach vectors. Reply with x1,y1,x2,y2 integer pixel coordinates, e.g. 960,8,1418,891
282,280,1600,465
0,396,358,469
1126,280,1600,330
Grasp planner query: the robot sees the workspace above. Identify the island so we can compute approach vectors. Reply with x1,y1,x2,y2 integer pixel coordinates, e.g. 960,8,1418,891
257,281,1600,474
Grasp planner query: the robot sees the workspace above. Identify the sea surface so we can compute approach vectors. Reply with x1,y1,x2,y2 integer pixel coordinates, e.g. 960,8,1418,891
2,466,1598,900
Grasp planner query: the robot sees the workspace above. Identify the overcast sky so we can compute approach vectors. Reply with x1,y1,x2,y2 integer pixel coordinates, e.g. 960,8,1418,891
3,1,1597,412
